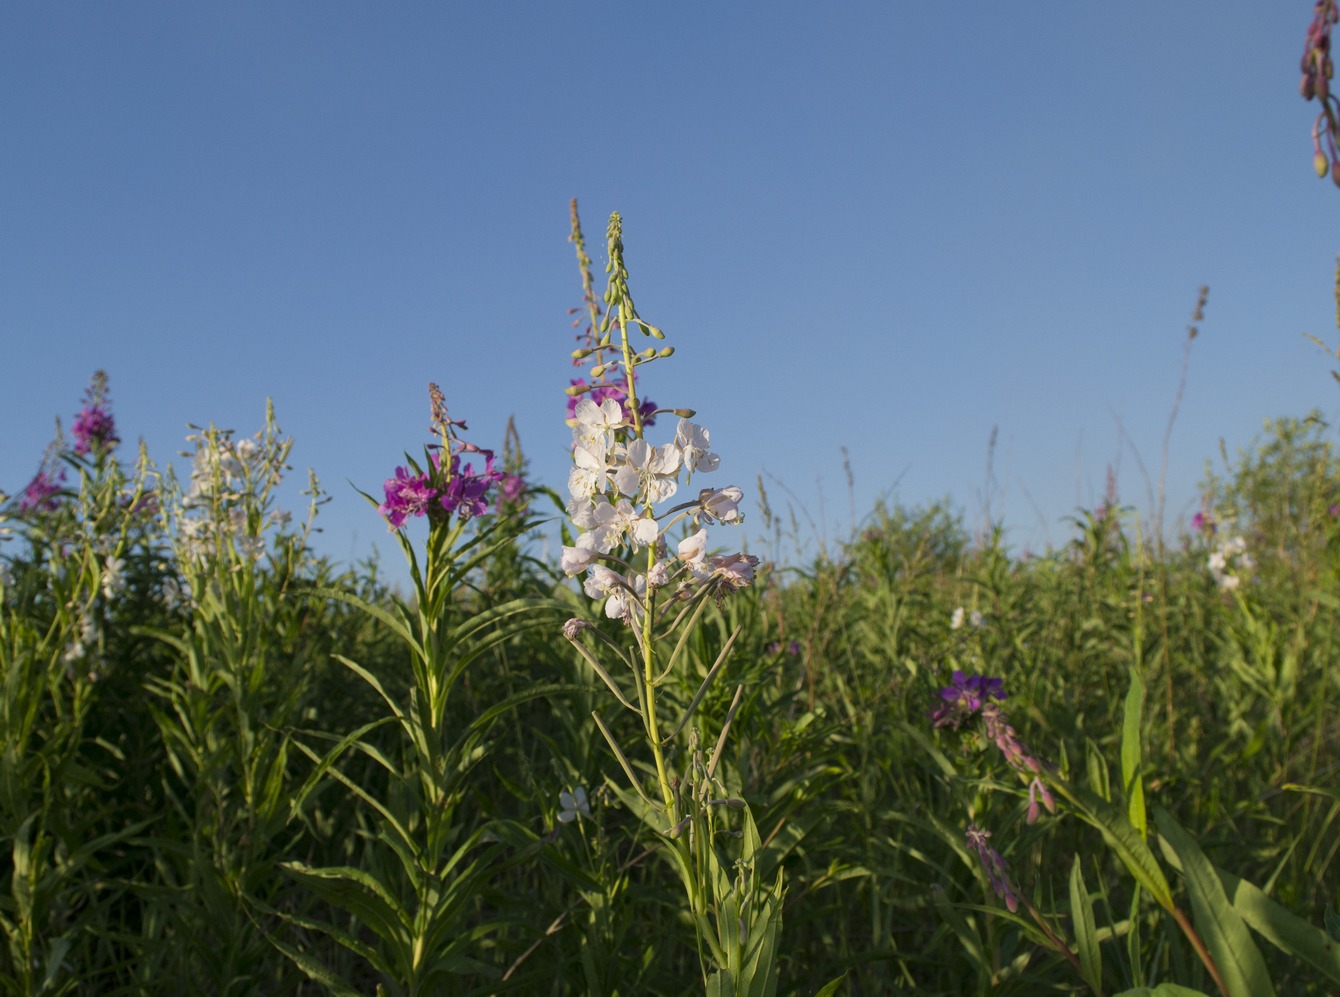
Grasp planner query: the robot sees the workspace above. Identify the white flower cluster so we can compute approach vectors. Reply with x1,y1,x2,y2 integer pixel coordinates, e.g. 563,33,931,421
176,432,282,564
950,606,985,630
560,397,756,623
1207,535,1254,593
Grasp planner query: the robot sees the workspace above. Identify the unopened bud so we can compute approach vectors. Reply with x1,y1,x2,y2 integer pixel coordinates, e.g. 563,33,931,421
658,346,675,358
1318,151,1331,178
1318,74,1330,101
672,408,696,418
1332,160,1340,187
590,363,607,378
1304,75,1317,100
645,324,665,339
571,347,594,360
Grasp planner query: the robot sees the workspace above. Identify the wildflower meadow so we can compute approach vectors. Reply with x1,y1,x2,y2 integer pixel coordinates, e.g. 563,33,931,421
2,201,1339,997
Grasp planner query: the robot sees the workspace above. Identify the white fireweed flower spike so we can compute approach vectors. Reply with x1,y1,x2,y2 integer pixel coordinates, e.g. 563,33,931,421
675,419,720,476
613,439,681,505
699,486,744,524
950,607,965,630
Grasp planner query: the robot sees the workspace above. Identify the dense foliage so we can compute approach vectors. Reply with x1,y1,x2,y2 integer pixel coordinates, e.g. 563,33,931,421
2,241,1338,996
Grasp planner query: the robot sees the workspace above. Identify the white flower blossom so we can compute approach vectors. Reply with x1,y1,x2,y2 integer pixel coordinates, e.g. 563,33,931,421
678,529,708,567
558,786,590,823
568,442,610,500
613,439,681,505
101,555,125,599
699,486,744,524
1207,535,1253,592
572,398,628,450
675,419,720,476
561,542,600,576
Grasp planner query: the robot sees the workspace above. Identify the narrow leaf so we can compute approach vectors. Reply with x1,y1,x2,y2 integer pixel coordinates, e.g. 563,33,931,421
1070,854,1103,995
1154,807,1275,997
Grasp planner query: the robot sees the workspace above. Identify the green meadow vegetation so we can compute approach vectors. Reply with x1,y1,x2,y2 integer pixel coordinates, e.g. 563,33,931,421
1,211,1338,996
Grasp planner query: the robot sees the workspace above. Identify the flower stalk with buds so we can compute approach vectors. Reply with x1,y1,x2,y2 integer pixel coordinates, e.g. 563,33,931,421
559,209,781,994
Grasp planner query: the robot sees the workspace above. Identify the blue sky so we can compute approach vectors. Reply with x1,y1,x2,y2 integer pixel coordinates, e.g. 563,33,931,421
2,4,1338,580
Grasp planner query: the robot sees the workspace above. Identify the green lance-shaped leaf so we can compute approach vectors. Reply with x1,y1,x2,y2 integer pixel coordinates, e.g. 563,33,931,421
1067,784,1174,912
1153,806,1275,997
1161,845,1340,983
1121,667,1147,839
1070,854,1103,996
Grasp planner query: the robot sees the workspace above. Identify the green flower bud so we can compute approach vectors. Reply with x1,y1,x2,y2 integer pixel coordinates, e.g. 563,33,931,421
658,346,675,358
645,324,665,339
1317,151,1331,178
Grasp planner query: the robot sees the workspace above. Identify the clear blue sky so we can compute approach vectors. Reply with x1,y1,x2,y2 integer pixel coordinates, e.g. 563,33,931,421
2,3,1337,580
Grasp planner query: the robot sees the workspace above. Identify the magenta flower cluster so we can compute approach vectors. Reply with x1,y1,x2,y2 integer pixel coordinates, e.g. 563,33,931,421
566,378,657,429
72,405,120,456
378,450,503,529
17,469,65,513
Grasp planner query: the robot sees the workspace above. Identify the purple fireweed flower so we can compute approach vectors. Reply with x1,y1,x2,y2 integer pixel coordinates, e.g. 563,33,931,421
72,405,120,456
965,823,1021,912
435,450,503,520
499,474,526,504
18,469,65,513
1190,511,1216,536
929,670,1005,729
379,467,438,529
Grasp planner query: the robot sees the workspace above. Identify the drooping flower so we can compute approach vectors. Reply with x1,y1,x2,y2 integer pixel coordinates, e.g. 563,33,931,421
697,485,744,524
965,823,1022,912
560,542,600,577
